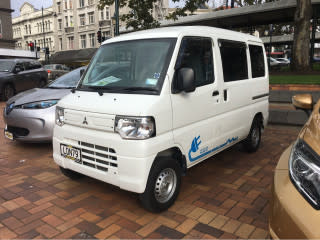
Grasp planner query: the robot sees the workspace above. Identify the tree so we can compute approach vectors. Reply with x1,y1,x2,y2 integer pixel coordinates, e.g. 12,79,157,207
98,0,210,30
291,0,312,72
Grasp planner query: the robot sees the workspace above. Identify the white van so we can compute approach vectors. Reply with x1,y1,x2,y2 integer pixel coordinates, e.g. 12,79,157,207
53,26,269,212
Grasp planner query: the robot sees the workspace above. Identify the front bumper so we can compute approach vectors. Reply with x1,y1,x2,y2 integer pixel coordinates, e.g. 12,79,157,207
3,106,55,142
269,145,320,239
52,124,166,193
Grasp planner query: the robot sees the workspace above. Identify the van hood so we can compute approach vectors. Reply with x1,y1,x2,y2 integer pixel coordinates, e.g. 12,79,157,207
0,72,12,78
7,88,70,106
59,91,160,116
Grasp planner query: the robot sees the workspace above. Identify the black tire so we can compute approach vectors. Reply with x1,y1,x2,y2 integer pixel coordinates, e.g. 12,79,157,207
139,157,181,212
39,79,47,88
2,84,15,101
59,166,83,180
243,117,261,153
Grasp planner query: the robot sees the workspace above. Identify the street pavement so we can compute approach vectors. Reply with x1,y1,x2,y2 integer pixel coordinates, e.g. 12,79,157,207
0,102,300,239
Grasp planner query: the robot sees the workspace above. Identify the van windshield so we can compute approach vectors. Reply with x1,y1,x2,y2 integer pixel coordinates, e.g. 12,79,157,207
78,38,176,95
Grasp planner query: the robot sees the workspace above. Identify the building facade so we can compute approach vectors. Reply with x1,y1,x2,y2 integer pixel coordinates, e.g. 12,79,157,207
12,3,56,61
53,0,169,52
0,0,15,49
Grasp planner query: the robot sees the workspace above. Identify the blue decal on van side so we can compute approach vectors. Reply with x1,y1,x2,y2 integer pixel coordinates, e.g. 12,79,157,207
188,136,239,162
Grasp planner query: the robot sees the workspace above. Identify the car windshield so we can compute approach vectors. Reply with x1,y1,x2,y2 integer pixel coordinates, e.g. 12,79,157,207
78,38,176,94
44,64,55,70
48,67,85,88
0,61,14,72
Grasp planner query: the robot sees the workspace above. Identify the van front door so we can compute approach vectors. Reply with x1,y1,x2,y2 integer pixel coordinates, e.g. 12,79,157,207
171,36,225,167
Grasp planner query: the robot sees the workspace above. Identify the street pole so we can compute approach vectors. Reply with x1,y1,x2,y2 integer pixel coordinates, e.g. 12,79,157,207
269,24,273,67
42,7,47,64
115,0,119,36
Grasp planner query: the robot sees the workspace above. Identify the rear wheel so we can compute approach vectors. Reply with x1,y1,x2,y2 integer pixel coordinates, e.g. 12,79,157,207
59,167,83,180
243,117,261,153
139,157,181,212
39,79,47,88
2,84,15,101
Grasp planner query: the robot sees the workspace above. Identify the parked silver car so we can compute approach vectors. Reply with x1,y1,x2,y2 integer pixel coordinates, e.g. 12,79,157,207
3,66,86,142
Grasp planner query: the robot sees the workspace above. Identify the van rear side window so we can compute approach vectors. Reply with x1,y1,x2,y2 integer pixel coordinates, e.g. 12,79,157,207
249,45,265,78
219,40,248,82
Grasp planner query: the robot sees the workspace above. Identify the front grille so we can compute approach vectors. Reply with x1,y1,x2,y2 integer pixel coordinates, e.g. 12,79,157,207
76,141,117,173
7,126,29,137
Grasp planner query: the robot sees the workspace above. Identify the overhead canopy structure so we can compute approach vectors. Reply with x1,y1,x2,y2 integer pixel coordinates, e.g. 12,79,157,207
50,48,97,65
159,0,320,29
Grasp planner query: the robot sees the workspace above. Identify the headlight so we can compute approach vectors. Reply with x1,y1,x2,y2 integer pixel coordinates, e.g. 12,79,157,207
115,116,155,140
55,106,64,126
17,100,58,109
289,139,320,209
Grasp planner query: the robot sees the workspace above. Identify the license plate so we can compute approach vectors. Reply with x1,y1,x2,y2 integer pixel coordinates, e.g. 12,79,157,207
4,130,13,141
60,144,81,163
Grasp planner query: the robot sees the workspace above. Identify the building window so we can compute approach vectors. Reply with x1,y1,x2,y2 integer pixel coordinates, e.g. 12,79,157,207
28,24,31,34
102,31,110,38
88,0,94,5
80,35,86,48
69,0,73,9
57,2,61,13
68,36,74,49
58,19,62,30
89,33,95,47
70,16,73,27
79,14,85,26
64,0,68,9
65,16,69,27
106,8,110,19
79,0,85,8
88,12,94,24
25,25,28,34
100,10,104,20
59,38,63,50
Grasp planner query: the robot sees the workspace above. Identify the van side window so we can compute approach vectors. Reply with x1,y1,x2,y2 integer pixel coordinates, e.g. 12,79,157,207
249,45,265,78
175,37,214,87
219,40,248,82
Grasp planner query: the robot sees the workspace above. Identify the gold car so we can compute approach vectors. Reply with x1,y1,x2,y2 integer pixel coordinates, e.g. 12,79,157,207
269,94,320,239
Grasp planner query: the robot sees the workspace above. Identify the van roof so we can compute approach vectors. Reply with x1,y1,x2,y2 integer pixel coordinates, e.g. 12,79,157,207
102,26,262,45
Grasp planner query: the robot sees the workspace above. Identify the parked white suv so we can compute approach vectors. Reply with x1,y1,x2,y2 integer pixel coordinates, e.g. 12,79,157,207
53,26,269,212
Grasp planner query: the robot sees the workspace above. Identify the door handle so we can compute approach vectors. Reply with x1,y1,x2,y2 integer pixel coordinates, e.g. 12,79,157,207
212,90,219,96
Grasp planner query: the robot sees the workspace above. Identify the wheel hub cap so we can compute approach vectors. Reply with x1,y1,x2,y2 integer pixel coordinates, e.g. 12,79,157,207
154,168,177,203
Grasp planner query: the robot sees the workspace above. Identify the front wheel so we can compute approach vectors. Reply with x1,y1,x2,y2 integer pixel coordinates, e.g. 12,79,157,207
243,118,261,153
139,157,181,212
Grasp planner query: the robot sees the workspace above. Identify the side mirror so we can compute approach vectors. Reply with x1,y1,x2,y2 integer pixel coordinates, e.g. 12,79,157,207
292,94,313,116
177,68,195,93
13,67,21,74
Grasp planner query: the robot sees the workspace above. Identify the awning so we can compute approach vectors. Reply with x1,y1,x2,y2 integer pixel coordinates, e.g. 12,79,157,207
50,48,98,64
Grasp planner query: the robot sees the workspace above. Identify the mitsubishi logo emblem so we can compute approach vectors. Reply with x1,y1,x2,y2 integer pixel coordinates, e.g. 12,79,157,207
82,117,88,125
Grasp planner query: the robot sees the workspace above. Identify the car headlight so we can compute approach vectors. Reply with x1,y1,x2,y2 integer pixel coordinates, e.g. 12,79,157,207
115,116,155,140
289,139,320,209
55,106,64,126
17,100,59,109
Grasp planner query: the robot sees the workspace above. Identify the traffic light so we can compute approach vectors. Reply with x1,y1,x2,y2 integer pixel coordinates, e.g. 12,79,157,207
28,42,34,52
45,47,50,55
97,30,102,43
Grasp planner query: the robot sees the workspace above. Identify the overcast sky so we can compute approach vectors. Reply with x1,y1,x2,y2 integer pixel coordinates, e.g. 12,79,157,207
11,0,221,17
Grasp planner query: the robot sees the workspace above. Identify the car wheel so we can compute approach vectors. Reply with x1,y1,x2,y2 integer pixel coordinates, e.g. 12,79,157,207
243,117,261,153
139,157,181,212
39,79,47,88
59,166,83,180
2,84,15,101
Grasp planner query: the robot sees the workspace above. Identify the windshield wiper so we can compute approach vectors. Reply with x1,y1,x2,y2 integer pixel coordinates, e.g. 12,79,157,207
122,87,158,92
